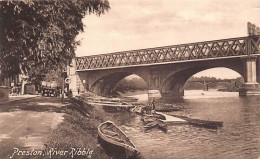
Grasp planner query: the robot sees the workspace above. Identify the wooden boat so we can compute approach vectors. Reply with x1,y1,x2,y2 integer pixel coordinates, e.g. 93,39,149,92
143,119,167,132
130,106,144,114
142,116,157,124
157,120,167,132
155,112,188,125
100,97,128,103
187,118,223,129
155,104,183,112
144,121,158,129
142,113,166,123
121,96,138,102
89,102,133,107
88,101,134,112
98,121,139,158
142,115,167,132
170,114,223,129
155,106,182,112
152,112,166,120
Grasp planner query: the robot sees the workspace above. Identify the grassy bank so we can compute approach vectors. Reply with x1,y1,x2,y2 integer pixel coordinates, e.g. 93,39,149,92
43,98,113,159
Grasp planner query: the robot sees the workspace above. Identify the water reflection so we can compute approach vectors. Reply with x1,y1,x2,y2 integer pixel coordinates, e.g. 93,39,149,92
108,90,260,159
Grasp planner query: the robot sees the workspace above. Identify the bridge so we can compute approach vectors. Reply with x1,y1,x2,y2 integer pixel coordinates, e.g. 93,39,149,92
186,79,241,91
76,36,260,71
67,24,260,97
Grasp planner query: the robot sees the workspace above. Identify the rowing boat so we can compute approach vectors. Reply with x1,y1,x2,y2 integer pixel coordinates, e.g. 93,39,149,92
142,115,167,132
121,96,138,102
187,118,223,129
155,104,183,112
170,114,223,129
98,121,139,158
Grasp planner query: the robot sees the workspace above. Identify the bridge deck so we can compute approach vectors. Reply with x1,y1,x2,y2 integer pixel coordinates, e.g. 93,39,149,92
76,35,260,71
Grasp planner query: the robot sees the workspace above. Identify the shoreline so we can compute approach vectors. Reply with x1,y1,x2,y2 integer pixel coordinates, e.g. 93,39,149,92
121,89,239,101
43,90,239,158
44,97,113,159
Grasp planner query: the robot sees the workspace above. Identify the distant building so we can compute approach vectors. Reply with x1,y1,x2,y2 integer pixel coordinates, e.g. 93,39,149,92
0,71,28,95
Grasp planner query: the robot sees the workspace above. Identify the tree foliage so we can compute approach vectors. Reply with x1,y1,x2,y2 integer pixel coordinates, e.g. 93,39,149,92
185,76,244,91
115,77,148,93
0,0,110,82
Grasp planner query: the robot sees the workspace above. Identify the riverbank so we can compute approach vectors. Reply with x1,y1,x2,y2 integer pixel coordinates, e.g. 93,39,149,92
44,97,113,159
184,89,238,99
118,89,239,102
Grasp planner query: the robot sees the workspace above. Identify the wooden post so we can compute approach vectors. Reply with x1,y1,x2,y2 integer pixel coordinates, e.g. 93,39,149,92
61,65,65,103
61,77,64,103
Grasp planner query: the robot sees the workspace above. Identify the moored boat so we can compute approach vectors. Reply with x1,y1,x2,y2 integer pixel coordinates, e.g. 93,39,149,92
157,120,167,132
155,104,183,112
143,119,167,133
142,115,167,132
144,121,158,129
98,121,139,158
142,115,157,124
130,106,144,114
121,96,139,102
170,114,223,129
142,113,166,124
186,118,223,129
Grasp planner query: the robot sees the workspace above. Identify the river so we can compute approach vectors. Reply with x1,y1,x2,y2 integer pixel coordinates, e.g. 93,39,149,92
108,90,260,159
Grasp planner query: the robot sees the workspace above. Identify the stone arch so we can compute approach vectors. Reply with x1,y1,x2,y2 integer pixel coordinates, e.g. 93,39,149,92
161,66,244,97
90,72,148,97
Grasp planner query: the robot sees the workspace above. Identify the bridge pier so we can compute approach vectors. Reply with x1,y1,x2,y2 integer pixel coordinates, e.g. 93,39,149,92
239,55,260,96
161,91,184,97
203,83,209,91
161,83,185,97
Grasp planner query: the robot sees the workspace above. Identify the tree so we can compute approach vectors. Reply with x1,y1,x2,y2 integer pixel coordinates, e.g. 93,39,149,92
0,0,110,82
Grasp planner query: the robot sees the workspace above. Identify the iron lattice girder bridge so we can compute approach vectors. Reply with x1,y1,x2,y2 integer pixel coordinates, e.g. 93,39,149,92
76,35,260,71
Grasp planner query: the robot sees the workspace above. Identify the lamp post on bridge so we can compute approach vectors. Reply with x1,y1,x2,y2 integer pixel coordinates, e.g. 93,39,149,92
248,22,260,36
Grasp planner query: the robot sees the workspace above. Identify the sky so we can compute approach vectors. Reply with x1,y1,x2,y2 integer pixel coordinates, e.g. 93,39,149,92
75,0,260,79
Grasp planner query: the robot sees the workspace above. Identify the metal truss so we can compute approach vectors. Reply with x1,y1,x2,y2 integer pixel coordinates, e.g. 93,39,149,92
76,35,260,70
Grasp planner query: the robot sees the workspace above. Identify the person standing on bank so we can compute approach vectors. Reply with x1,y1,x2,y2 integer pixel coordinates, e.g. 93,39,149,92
151,98,156,112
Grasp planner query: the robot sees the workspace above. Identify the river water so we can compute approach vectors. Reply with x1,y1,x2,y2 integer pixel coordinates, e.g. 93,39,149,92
108,90,260,159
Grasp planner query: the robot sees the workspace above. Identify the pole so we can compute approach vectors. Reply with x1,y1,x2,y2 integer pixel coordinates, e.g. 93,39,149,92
61,76,64,103
61,64,65,103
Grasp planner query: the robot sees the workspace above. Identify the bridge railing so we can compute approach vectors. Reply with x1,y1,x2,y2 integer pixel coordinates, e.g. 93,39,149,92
76,35,260,70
